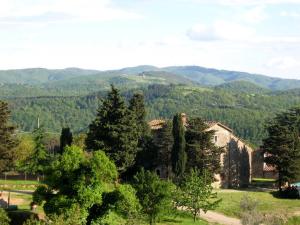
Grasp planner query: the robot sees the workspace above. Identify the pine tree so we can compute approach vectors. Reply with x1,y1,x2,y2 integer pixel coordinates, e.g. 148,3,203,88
155,120,174,179
86,85,138,173
129,93,149,138
171,113,187,178
185,117,223,175
28,127,48,180
262,107,300,190
60,127,73,153
0,100,18,172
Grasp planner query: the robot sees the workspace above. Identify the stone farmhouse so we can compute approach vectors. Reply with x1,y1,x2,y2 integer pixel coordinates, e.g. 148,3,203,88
149,113,254,188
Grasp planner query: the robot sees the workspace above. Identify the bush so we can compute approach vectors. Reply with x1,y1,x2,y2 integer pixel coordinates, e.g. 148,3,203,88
0,208,10,225
90,211,126,225
87,184,141,225
279,186,299,199
240,195,263,225
133,169,174,225
7,211,38,225
263,213,287,225
23,205,85,225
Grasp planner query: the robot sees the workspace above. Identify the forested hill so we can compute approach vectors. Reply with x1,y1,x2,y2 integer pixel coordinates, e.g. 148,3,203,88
0,65,300,91
7,83,300,146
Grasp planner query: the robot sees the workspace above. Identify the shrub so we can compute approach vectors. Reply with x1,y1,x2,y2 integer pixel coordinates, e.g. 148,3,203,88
263,213,287,225
87,184,141,225
7,211,38,225
240,195,263,225
133,169,174,225
0,208,10,225
279,186,299,199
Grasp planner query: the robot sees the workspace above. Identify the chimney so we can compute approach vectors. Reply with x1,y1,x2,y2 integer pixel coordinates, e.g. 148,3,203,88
180,113,187,126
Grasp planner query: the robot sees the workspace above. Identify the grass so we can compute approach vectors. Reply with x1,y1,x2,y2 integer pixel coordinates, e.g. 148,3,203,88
215,190,300,218
0,179,40,185
0,179,41,191
252,178,276,183
287,216,300,225
145,211,210,225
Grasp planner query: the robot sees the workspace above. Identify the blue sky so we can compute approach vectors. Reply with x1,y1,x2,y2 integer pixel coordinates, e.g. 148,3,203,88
1,0,300,79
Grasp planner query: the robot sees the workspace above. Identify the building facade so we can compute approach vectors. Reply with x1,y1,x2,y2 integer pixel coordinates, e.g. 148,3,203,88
149,114,254,188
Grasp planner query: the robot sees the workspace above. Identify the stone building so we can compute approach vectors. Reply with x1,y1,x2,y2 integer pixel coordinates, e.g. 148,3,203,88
149,113,254,188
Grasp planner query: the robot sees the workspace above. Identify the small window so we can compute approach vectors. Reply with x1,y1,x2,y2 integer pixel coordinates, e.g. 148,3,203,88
214,135,218,143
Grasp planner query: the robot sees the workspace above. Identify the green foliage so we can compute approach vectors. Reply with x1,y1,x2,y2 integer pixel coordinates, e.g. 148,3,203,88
88,184,141,224
262,107,300,189
176,169,221,222
33,145,117,219
0,100,18,172
171,113,187,178
73,133,87,150
23,205,85,225
185,117,223,175
60,128,73,153
0,208,10,225
129,93,150,138
6,84,300,147
14,134,35,172
154,120,174,179
86,85,139,173
133,169,175,225
90,211,126,225
27,127,48,176
113,184,141,218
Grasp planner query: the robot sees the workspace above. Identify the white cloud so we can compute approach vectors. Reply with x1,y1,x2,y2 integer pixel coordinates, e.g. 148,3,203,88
0,0,141,24
188,0,300,5
242,6,268,23
265,56,300,70
280,10,300,18
187,21,256,42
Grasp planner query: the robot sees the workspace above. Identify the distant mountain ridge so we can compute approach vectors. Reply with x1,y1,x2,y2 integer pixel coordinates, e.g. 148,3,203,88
0,65,299,90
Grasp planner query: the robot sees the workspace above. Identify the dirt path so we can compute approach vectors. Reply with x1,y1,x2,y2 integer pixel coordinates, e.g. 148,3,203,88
199,210,241,225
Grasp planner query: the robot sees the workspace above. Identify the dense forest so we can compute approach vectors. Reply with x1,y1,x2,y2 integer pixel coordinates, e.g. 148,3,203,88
1,66,300,146
4,82,300,146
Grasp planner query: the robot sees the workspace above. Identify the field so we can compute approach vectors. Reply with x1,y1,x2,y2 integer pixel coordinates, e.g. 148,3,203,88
144,212,210,225
215,189,300,218
0,179,40,191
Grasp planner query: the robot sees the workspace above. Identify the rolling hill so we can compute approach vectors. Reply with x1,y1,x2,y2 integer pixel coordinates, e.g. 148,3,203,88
0,65,299,91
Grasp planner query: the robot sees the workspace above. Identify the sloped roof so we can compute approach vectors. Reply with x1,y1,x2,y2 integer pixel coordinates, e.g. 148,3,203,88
148,119,166,130
148,118,232,132
205,121,233,132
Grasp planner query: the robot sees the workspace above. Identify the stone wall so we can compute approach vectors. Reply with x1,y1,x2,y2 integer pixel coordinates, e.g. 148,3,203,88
207,124,253,188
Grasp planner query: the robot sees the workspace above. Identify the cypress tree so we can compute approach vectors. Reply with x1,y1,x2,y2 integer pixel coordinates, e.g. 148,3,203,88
262,107,300,190
185,117,223,175
0,100,18,172
171,113,187,178
86,85,138,173
60,127,73,153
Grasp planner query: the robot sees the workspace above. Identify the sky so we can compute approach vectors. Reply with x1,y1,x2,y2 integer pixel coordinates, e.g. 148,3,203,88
1,0,300,79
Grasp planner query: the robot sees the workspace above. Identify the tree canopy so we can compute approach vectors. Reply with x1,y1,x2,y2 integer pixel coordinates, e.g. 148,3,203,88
262,107,300,189
85,85,139,173
33,145,118,222
0,100,18,172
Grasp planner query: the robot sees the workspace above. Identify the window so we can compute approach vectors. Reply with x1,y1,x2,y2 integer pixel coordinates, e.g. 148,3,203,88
214,135,218,143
